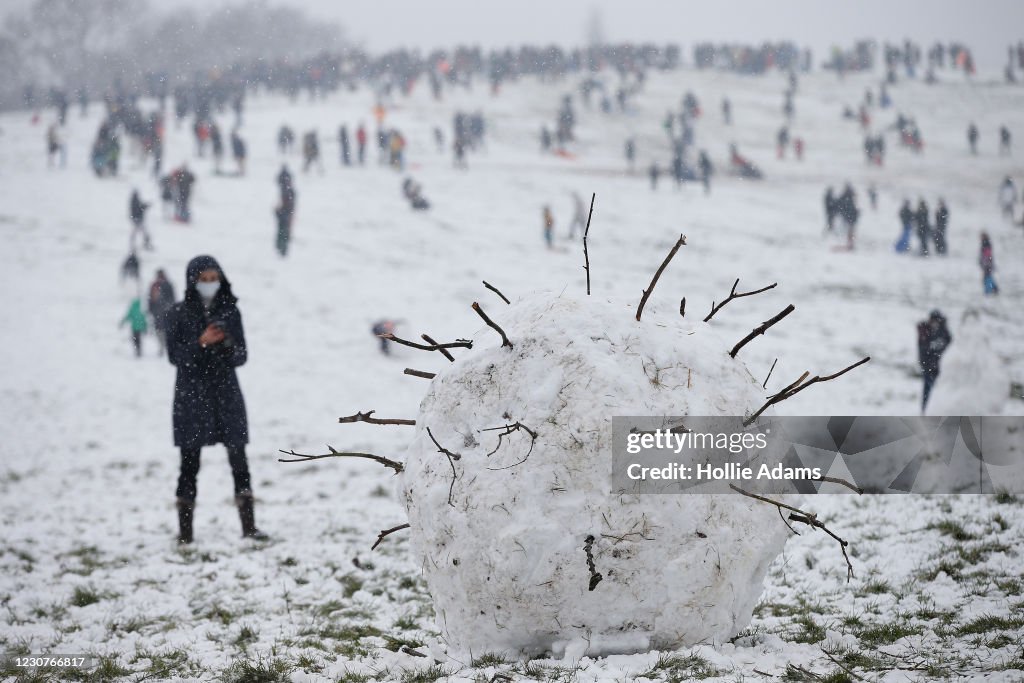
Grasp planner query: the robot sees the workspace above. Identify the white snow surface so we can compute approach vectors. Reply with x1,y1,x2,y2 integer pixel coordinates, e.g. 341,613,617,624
401,292,789,657
0,63,1023,681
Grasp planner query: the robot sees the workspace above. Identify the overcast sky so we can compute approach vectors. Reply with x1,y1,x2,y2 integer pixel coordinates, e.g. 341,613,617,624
7,0,1024,69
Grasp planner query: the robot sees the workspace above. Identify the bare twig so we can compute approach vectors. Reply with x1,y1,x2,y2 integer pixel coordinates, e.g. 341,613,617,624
730,484,855,582
744,357,870,426
583,192,595,295
820,647,867,681
763,358,778,389
426,427,461,507
636,234,686,321
421,334,455,362
372,523,410,550
704,278,778,322
404,368,436,379
379,333,473,352
583,535,603,591
729,304,796,358
679,297,686,317
482,280,511,305
338,410,416,426
472,302,513,348
278,446,404,474
482,422,539,470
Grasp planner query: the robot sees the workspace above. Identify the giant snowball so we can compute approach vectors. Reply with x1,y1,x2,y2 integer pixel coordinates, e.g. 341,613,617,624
399,292,790,659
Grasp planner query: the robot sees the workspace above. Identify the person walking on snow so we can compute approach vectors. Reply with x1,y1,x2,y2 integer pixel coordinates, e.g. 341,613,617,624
915,198,931,256
917,310,952,413
120,297,148,358
998,176,1017,219
129,190,153,251
543,206,555,250
148,269,175,356
933,199,949,255
165,255,266,544
568,192,587,239
895,199,913,252
979,232,999,295
967,123,979,154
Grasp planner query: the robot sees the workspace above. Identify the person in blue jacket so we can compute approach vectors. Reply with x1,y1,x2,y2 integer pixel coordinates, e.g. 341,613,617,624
165,255,266,544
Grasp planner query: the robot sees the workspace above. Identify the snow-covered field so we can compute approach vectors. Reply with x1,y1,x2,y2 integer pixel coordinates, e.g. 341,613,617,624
1,63,1023,681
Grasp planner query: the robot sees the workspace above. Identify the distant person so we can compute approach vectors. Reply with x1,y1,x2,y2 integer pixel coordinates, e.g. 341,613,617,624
979,232,999,295
371,319,397,354
933,199,949,255
129,190,152,251
356,123,367,165
895,199,913,252
147,269,175,356
543,205,554,249
917,310,952,413
230,128,247,175
721,97,732,125
698,150,713,195
998,176,1017,219
210,122,223,172
339,125,351,166
915,198,931,256
967,122,979,154
121,251,140,282
648,161,660,190
120,297,148,358
165,255,266,544
999,126,1012,156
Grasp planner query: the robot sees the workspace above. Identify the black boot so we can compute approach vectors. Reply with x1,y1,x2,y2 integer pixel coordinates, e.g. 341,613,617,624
235,492,268,540
176,498,194,544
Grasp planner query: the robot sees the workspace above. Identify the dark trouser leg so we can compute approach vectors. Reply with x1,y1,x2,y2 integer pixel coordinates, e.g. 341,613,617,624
922,373,937,412
176,447,201,500
226,445,252,496
175,447,201,543
132,331,142,357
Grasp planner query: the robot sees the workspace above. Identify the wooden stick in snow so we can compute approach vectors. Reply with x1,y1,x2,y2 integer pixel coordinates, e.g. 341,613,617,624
404,368,436,379
338,410,416,426
636,234,686,321
743,357,870,426
472,302,513,348
703,278,778,323
583,193,595,295
729,304,795,358
278,446,404,474
482,280,511,305
421,334,455,362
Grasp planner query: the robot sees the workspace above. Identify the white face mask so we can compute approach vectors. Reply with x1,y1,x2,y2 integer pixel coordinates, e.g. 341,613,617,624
196,280,220,300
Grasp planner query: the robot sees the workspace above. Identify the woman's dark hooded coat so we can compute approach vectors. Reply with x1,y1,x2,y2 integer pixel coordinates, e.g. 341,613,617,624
166,255,248,449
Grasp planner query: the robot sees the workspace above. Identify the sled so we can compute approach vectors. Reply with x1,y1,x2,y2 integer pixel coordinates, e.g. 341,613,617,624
554,149,577,160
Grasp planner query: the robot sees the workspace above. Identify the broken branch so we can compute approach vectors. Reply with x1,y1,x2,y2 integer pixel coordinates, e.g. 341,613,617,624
762,358,778,389
636,234,686,321
730,484,855,582
483,280,511,305
278,446,404,474
379,333,473,352
729,304,796,358
372,523,410,551
426,427,461,507
679,297,686,317
583,192,595,295
421,334,455,362
703,279,778,322
481,422,539,470
744,357,870,426
472,302,513,348
338,410,415,426
404,368,436,379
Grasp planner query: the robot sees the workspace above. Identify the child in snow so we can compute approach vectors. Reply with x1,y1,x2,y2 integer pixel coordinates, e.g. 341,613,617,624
120,297,148,357
372,320,398,355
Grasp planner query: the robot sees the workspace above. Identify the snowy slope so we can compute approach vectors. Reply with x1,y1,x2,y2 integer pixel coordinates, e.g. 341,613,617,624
1,64,1023,681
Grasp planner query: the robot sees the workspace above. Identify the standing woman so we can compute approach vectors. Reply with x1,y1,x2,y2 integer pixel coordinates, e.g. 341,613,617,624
979,232,999,295
166,255,266,543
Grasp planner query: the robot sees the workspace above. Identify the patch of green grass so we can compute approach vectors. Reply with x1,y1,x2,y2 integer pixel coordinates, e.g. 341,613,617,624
640,652,721,680
918,558,965,582
107,615,150,634
994,490,1019,505
857,622,922,646
955,614,1024,636
929,520,976,541
996,578,1022,595
370,484,390,498
990,513,1010,531
279,556,298,567
957,541,1011,565
398,664,452,683
296,652,324,673
221,655,294,683
397,576,419,591
859,579,891,595
393,615,419,631
63,654,132,681
315,599,346,617
234,623,260,649
336,669,374,683
69,585,112,608
791,614,827,644
201,605,236,625
130,646,194,679
471,652,507,667
338,574,364,598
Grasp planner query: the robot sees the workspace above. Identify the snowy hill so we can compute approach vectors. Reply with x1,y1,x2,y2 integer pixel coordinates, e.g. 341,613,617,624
1,64,1023,681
